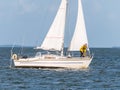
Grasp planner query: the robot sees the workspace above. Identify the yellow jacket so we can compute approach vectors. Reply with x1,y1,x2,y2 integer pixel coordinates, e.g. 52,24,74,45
80,44,87,53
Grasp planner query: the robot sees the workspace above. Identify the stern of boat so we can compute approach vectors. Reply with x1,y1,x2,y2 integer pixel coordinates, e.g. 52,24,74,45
10,53,19,68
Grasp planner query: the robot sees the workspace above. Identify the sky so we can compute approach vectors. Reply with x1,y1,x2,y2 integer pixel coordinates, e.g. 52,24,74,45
0,0,120,48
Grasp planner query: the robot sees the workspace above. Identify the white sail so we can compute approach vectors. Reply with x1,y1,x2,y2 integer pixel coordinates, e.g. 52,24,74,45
37,0,67,51
69,0,88,51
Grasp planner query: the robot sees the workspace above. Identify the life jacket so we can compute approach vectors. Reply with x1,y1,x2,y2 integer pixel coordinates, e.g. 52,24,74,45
80,44,87,53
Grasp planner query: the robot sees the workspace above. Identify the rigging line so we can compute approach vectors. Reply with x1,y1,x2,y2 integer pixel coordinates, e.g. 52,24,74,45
10,43,16,57
36,0,56,48
20,35,25,55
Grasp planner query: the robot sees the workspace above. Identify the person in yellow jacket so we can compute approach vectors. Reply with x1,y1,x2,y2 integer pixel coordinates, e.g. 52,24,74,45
80,43,87,57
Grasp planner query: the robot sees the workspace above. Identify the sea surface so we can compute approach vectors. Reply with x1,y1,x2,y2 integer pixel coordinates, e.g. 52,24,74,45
0,47,119,90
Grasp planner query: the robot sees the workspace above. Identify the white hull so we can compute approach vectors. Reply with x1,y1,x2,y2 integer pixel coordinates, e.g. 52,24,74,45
12,55,93,69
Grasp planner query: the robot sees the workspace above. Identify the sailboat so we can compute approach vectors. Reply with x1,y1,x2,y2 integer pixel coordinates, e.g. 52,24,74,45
11,0,93,69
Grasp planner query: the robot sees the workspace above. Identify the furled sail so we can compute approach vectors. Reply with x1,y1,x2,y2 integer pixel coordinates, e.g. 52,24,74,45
69,0,88,51
37,0,67,51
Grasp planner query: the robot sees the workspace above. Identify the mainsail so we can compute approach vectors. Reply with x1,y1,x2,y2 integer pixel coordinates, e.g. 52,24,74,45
37,0,67,51
69,0,88,51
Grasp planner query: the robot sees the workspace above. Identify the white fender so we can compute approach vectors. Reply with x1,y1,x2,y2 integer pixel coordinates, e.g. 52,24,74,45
12,54,17,60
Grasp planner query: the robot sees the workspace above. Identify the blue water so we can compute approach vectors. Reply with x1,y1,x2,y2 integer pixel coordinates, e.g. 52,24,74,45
0,47,120,90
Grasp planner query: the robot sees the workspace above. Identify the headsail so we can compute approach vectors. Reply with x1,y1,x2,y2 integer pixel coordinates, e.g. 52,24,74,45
69,0,88,51
37,0,67,51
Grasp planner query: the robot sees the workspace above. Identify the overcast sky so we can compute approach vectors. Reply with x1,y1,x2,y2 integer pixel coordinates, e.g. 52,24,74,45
0,0,120,48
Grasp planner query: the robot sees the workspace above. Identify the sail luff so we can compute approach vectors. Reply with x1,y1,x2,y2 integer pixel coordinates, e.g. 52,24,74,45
37,0,67,51
69,0,88,51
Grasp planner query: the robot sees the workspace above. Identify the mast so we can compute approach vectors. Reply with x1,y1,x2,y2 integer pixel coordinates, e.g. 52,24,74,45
61,0,68,56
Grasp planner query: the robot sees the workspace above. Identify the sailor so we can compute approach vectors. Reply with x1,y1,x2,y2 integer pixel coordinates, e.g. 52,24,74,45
80,43,87,57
